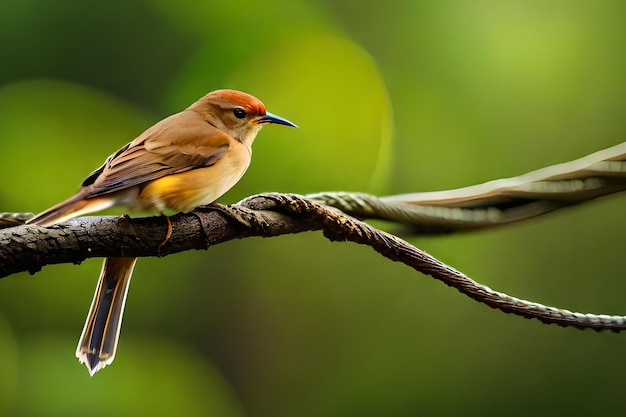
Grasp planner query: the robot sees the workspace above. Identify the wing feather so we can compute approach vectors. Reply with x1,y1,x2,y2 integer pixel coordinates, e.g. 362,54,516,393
83,110,231,197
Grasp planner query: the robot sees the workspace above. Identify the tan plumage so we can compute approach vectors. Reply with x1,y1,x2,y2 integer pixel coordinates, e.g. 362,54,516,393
26,89,296,375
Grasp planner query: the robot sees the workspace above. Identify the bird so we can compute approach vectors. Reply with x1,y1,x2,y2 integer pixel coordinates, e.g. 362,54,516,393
26,89,297,375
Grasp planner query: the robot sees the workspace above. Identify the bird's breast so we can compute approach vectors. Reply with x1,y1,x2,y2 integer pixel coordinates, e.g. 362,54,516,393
138,142,252,213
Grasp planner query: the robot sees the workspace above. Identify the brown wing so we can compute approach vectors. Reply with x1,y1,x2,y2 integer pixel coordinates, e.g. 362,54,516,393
82,111,231,198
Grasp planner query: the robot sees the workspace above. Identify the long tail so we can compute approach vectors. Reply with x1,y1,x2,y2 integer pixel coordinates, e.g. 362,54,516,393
26,193,114,227
76,256,137,376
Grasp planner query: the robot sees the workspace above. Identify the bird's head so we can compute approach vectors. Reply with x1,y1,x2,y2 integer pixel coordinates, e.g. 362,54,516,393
190,89,297,145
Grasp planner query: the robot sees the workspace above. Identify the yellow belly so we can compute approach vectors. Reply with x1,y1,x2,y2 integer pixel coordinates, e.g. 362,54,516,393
138,145,251,213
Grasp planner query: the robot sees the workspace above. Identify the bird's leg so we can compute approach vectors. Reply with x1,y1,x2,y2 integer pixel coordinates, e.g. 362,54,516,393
157,214,172,256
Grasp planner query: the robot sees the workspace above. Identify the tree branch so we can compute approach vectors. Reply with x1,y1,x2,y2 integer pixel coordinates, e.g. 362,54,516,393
3,193,625,332
310,141,626,233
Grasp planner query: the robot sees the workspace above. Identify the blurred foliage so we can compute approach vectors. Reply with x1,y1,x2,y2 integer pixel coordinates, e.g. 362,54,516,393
1,0,626,416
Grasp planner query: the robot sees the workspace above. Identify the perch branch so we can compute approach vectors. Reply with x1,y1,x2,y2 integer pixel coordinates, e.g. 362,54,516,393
2,193,625,332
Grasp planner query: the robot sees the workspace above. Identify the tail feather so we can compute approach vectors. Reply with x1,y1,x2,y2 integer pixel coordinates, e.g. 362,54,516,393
26,194,114,227
28,190,140,376
76,257,137,376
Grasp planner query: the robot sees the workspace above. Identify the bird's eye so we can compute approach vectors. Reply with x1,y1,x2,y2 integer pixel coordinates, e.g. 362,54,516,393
233,108,247,119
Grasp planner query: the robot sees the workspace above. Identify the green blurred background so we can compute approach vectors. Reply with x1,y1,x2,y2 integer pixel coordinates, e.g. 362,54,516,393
1,0,625,415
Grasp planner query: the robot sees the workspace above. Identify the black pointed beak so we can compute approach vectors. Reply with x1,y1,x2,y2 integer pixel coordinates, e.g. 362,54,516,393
257,112,298,128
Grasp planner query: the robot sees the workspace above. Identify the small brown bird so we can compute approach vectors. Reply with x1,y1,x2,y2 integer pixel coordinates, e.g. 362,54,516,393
26,89,296,375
